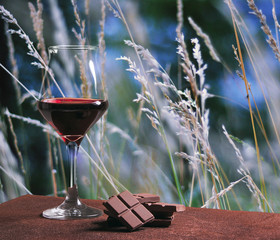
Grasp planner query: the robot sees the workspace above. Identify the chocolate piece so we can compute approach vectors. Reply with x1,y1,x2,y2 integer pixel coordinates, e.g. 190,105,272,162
107,215,174,228
133,193,160,203
106,208,173,221
143,202,186,213
104,196,127,215
120,210,143,230
152,211,174,219
119,191,139,207
103,191,154,231
145,217,173,227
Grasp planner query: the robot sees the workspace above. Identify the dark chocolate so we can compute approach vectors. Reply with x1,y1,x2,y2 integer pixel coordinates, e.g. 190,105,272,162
107,215,174,228
145,217,173,227
152,211,174,219
143,202,186,213
105,208,173,220
103,191,154,231
133,193,160,203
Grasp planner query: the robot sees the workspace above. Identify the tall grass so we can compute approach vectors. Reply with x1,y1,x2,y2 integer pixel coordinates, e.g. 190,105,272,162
1,0,280,212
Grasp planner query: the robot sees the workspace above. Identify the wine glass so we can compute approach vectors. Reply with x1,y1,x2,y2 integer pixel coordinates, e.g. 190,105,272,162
37,45,108,219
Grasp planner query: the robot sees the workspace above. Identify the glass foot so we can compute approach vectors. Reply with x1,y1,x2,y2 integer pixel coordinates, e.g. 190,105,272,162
42,185,103,220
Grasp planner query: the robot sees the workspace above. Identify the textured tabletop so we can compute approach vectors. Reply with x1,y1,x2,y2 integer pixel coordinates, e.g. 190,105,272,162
0,194,280,239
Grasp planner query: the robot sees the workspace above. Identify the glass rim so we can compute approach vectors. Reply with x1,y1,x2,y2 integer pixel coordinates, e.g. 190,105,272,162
48,45,98,51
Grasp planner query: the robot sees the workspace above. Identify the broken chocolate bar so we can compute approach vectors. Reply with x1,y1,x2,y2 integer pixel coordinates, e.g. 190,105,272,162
145,217,173,227
107,215,174,228
103,191,154,231
143,202,186,213
105,202,176,228
150,211,174,219
133,193,160,204
143,202,186,220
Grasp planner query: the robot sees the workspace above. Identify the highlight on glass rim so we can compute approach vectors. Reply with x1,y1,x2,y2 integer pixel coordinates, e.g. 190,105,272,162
1,0,280,216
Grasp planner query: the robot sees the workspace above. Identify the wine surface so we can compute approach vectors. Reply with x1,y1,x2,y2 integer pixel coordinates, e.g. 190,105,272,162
38,98,108,145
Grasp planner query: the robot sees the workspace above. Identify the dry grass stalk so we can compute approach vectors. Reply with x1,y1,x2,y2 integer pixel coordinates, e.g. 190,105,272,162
119,33,233,208
176,0,190,69
28,0,48,64
176,0,183,40
6,113,25,175
0,5,64,98
176,33,199,107
0,122,31,200
5,22,21,101
247,0,280,62
47,133,57,197
175,20,226,207
98,0,108,196
188,17,220,62
272,1,280,47
71,0,86,46
99,0,107,99
228,1,280,210
0,5,45,64
0,166,31,195
106,0,148,140
228,1,280,170
222,126,272,212
85,0,90,16
4,109,52,131
230,3,267,203
85,135,119,194
71,0,89,98
176,0,186,187
202,176,246,208
0,63,38,100
57,139,67,191
117,51,185,203
74,55,88,95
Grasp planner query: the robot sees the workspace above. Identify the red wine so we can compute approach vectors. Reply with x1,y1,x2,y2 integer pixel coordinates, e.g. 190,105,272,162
38,98,108,145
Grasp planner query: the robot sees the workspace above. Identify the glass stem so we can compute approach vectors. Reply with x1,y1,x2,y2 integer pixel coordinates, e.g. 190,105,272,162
67,142,79,188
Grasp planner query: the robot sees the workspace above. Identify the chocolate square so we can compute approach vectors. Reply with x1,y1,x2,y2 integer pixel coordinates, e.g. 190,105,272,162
119,191,139,208
104,196,128,215
119,210,143,230
132,204,154,222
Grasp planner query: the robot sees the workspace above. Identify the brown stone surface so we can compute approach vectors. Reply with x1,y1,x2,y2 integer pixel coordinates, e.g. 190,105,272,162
1,194,280,239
